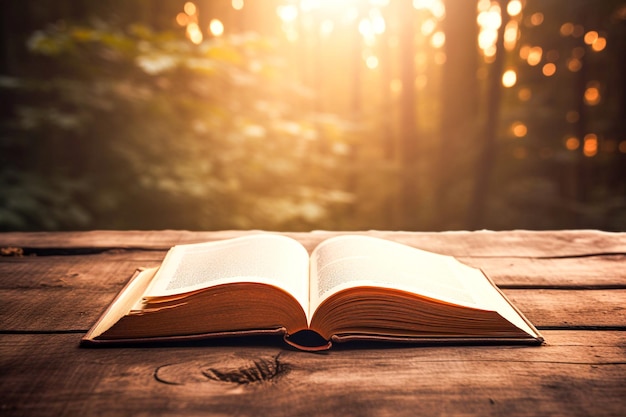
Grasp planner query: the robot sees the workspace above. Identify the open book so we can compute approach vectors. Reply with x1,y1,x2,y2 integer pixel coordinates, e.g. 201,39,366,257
82,234,543,350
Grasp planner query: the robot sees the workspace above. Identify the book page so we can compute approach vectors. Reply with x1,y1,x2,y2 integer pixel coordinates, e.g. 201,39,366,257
309,235,537,337
142,234,310,313
309,235,480,315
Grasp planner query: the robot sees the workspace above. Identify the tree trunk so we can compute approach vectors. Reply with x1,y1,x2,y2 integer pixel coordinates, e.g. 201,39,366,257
467,0,507,229
435,0,480,229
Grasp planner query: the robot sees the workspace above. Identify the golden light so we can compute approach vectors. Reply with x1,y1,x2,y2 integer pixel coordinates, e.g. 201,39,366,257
477,7,502,29
477,2,501,58
584,30,598,45
504,20,519,51
511,121,527,137
565,136,580,151
502,69,517,87
184,2,197,16
529,12,544,26
209,19,224,37
366,55,379,69
542,63,556,76
526,46,542,66
591,37,607,52
567,58,582,72
507,0,522,17
187,22,203,44
421,18,436,36
583,133,598,157
560,22,574,36
433,52,446,65
519,44,530,59
232,0,244,10
370,8,386,34
358,18,374,39
484,45,497,59
176,12,189,26
584,86,601,105
415,75,429,90
477,0,491,12
390,79,402,95
518,87,532,101
413,0,445,19
277,4,298,22
478,30,498,52
320,19,334,36
431,31,445,49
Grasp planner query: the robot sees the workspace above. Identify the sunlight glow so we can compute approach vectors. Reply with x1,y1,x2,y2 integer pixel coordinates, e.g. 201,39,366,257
591,37,607,52
526,46,542,66
431,31,445,49
273,0,446,68
502,69,517,87
565,136,580,151
583,134,598,157
187,22,203,44
209,19,224,37
366,55,379,69
529,12,544,26
277,5,298,22
413,0,445,19
390,79,402,95
507,0,522,17
584,85,601,106
567,58,582,72
176,13,189,26
542,63,556,77
504,20,519,51
560,22,574,36
421,18,436,36
477,2,502,59
184,2,197,16
584,31,599,45
511,122,527,137
232,0,244,11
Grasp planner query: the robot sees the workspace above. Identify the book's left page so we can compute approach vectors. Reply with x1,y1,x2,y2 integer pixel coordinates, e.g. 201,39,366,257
139,234,310,314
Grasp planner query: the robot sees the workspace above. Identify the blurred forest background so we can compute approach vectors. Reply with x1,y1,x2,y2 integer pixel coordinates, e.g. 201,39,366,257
1,0,625,232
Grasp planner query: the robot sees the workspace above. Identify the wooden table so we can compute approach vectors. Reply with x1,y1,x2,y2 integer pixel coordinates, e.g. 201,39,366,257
1,230,625,416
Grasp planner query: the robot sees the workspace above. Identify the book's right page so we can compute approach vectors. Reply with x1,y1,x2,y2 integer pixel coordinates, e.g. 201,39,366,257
309,235,539,338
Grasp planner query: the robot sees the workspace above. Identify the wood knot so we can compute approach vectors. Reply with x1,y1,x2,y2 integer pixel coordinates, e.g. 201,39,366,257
202,354,288,385
153,353,289,386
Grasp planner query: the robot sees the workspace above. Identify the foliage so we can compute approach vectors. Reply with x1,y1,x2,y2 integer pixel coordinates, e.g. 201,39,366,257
1,22,357,231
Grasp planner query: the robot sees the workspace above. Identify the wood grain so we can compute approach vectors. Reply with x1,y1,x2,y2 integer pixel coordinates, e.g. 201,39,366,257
1,332,624,417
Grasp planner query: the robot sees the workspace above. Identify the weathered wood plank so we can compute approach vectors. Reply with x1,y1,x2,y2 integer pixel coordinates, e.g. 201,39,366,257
461,254,626,288
502,289,626,328
0,331,624,417
1,229,625,257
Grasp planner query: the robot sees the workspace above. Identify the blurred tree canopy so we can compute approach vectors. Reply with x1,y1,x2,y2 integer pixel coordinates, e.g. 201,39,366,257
1,0,625,232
